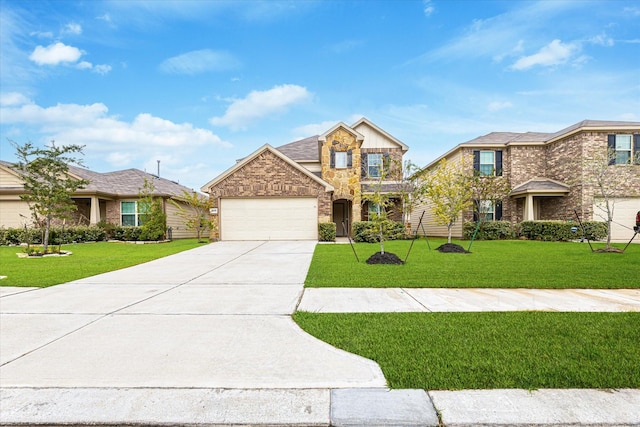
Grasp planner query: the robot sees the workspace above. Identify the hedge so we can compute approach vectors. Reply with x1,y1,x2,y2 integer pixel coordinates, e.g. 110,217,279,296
352,220,407,243
462,220,608,242
318,222,336,242
0,224,168,245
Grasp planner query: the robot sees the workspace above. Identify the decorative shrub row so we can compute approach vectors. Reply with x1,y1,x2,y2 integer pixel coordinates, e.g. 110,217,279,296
463,221,516,240
519,220,607,241
462,220,608,242
0,225,168,245
352,220,407,243
318,222,336,242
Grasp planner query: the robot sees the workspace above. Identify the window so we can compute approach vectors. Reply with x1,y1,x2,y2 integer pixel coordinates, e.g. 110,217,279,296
473,150,503,176
335,152,347,168
608,134,640,165
367,154,383,178
330,149,352,169
121,201,148,226
368,202,381,220
474,200,503,222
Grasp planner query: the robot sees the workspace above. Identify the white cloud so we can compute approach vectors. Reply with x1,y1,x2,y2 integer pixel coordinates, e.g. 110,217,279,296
511,39,579,70
210,84,312,130
0,92,32,107
488,101,513,111
589,33,614,47
292,120,339,138
159,49,241,74
62,22,82,35
92,64,112,75
77,61,92,70
0,96,231,161
423,0,435,17
29,42,83,66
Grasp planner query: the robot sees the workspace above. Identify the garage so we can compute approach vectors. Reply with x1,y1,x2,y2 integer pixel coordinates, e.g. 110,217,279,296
220,197,318,241
593,198,640,241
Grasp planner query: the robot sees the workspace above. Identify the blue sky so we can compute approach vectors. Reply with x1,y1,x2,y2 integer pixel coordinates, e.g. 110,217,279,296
1,0,639,191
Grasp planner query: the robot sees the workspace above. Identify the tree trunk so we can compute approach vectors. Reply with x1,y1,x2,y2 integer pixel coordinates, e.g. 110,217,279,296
447,223,453,244
43,215,51,254
379,223,385,254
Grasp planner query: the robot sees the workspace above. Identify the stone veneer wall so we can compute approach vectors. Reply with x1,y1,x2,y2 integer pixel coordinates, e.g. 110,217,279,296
207,150,332,239
320,128,362,223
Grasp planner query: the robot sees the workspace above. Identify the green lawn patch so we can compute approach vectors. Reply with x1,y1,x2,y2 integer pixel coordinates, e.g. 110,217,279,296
306,239,640,288
0,239,203,288
294,311,640,390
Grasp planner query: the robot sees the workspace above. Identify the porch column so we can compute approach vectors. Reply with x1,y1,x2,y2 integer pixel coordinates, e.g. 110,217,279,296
89,196,100,225
525,194,535,221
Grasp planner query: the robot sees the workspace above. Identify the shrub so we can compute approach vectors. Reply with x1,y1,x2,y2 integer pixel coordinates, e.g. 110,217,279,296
353,220,406,243
463,221,516,240
318,222,336,242
520,220,607,241
0,226,107,245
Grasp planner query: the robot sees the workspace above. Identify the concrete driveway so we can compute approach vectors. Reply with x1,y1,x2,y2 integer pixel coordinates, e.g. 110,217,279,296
0,241,385,389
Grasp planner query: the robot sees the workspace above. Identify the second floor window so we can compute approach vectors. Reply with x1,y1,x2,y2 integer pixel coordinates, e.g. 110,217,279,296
608,134,640,165
335,152,347,168
330,149,352,169
368,154,383,178
473,150,503,176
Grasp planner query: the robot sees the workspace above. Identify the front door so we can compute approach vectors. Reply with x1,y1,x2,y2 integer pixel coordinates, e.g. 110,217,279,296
333,200,350,236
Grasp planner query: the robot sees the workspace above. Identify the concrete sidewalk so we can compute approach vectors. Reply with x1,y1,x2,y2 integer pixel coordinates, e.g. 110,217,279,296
1,240,639,426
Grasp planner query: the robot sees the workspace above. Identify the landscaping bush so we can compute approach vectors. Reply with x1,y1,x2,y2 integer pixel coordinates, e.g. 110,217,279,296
318,222,336,242
463,221,516,240
353,220,406,243
520,220,607,241
0,226,108,245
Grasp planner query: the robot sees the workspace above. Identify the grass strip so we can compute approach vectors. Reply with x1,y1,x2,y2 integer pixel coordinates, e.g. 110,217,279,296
0,239,203,288
306,239,640,288
294,311,640,390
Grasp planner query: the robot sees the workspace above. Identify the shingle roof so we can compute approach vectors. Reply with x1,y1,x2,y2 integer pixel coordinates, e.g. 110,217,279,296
1,160,194,198
511,178,570,195
276,135,320,161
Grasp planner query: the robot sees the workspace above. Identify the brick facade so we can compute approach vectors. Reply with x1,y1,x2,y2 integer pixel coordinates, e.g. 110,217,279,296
206,149,332,239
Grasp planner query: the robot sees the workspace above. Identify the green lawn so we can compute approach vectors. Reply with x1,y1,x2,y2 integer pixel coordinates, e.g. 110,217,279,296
0,239,203,288
294,311,640,390
306,239,640,288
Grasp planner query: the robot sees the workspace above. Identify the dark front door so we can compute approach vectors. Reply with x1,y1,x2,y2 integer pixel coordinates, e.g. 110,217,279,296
333,200,350,236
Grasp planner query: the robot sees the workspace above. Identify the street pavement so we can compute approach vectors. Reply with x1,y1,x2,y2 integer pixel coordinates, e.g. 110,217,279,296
1,240,639,426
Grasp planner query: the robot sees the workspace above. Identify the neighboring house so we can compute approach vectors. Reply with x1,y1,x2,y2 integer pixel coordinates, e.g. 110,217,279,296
0,161,200,239
201,117,409,240
412,120,640,241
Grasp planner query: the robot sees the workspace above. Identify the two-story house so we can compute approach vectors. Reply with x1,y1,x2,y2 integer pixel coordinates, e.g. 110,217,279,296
412,120,640,241
201,118,409,240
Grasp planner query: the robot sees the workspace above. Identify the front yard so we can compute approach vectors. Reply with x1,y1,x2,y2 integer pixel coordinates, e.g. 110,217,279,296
0,239,203,288
306,239,640,288
296,238,640,390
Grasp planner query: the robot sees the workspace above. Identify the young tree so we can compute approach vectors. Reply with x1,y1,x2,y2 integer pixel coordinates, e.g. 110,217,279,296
170,190,215,243
138,178,167,241
422,157,473,243
469,171,511,222
582,147,627,250
11,141,88,253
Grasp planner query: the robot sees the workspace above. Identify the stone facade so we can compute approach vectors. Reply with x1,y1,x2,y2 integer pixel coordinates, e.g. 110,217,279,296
207,149,332,239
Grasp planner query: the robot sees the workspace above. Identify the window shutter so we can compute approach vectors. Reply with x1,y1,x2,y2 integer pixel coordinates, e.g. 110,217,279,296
634,134,640,165
607,134,616,165
361,153,368,177
495,201,503,221
347,150,353,168
473,200,479,222
330,149,335,168
495,150,503,176
383,153,391,174
473,150,480,172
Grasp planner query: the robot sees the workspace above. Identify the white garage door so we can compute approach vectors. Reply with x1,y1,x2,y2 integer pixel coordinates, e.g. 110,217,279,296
593,198,640,241
220,198,318,241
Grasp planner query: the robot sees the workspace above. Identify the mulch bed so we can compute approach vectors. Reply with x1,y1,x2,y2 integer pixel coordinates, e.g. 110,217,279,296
593,247,623,253
366,252,404,265
436,243,470,253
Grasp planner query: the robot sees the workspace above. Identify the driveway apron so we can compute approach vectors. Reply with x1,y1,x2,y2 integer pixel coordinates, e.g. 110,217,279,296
0,241,385,389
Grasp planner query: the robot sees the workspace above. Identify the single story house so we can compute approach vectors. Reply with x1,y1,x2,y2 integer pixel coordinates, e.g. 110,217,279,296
412,120,640,241
201,117,409,240
0,161,201,239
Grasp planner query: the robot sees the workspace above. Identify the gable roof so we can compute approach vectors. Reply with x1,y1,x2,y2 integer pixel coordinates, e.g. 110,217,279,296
200,144,334,193
511,177,570,196
318,122,365,143
352,117,409,152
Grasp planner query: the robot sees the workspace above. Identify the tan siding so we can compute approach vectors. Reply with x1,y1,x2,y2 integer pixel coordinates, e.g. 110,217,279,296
0,168,23,187
0,200,33,228
358,125,399,149
410,201,464,239
165,199,198,239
